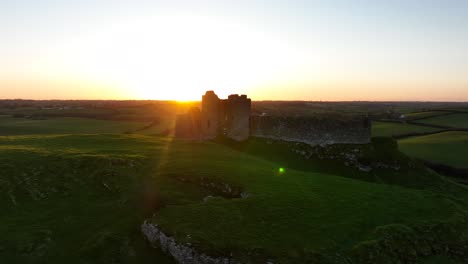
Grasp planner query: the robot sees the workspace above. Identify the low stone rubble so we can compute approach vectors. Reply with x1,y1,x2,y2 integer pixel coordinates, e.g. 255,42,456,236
173,175,245,199
141,221,241,264
290,142,402,173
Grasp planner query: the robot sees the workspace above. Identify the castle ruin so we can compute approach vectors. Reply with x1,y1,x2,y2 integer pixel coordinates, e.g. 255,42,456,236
175,91,251,141
175,91,371,145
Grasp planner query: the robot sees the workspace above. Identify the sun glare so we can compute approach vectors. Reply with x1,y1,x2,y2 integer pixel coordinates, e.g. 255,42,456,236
45,14,301,101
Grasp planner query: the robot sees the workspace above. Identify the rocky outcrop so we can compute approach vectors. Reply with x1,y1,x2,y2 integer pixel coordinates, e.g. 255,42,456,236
141,221,240,264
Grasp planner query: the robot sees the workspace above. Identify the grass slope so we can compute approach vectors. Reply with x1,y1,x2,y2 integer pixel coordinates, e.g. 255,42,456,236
372,121,438,137
0,135,178,264
1,134,468,263
419,113,468,129
219,136,448,189
151,138,468,263
399,131,468,169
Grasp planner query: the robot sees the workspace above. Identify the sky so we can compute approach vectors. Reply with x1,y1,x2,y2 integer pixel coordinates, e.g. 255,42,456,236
1,0,468,101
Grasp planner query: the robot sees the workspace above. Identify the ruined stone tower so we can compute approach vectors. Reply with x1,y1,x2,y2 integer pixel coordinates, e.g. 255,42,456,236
174,90,371,144
201,91,221,139
224,94,251,141
198,91,251,141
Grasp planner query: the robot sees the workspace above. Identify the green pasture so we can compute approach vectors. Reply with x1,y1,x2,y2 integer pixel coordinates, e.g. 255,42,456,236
419,113,468,128
1,134,467,263
0,116,174,135
403,111,451,120
0,116,146,135
372,121,439,137
399,131,468,169
0,107,115,118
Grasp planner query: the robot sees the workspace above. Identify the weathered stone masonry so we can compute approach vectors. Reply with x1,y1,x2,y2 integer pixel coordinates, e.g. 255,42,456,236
201,91,221,139
223,94,251,141
175,91,251,141
175,91,371,144
250,115,371,145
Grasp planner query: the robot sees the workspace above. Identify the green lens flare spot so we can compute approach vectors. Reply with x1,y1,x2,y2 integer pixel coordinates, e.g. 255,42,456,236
279,167,285,173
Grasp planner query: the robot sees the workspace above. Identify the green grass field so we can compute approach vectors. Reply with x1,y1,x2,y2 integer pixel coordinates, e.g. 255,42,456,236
0,116,149,135
372,121,439,137
152,140,467,263
399,131,468,169
1,105,468,263
403,111,451,120
0,135,179,264
0,115,174,135
419,113,468,128
1,134,468,263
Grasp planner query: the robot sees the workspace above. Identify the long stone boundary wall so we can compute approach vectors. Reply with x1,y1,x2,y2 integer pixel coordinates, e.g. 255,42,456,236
250,115,371,145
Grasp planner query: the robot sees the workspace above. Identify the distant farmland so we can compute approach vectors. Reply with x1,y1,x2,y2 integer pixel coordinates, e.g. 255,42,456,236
399,131,468,169
372,121,439,137
403,111,451,120
0,116,147,135
420,113,468,128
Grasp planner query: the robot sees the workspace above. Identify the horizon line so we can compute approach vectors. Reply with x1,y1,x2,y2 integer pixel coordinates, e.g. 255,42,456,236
1,98,468,103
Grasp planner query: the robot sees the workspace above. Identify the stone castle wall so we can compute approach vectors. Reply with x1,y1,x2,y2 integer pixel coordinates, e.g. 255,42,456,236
175,107,201,139
175,91,372,145
200,91,220,139
224,94,251,141
250,115,371,145
175,91,251,141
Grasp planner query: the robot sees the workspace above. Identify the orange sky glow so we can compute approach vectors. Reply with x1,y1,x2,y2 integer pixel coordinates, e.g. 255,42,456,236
1,1,467,101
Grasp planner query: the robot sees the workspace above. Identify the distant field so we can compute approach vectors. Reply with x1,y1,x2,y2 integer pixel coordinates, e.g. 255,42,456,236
399,131,468,168
444,108,468,113
403,111,451,120
419,113,468,128
0,116,146,135
0,101,190,122
372,121,439,137
0,116,172,135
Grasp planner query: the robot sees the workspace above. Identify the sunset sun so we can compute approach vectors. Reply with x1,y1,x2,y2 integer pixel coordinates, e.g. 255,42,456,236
36,14,300,101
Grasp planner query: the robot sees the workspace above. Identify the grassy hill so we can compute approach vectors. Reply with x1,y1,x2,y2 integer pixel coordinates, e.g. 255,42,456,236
0,135,177,264
399,132,468,169
152,143,466,262
1,134,468,263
